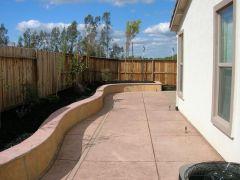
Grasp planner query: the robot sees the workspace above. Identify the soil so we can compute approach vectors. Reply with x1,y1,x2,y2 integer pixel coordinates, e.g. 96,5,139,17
0,82,102,151
0,81,174,152
162,85,176,91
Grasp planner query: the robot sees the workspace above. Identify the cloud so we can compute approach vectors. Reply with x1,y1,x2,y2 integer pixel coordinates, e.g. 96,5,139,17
40,0,89,8
17,20,85,33
16,20,176,58
16,19,114,35
112,22,176,45
110,22,177,57
100,0,154,6
16,19,111,38
111,28,176,58
130,22,177,57
41,0,154,6
17,0,157,9
42,0,88,5
112,30,124,39
144,22,170,35
143,22,176,47
132,36,176,58
130,9,136,13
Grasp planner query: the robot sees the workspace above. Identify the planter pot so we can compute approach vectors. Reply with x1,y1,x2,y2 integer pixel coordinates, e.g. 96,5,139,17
179,162,240,180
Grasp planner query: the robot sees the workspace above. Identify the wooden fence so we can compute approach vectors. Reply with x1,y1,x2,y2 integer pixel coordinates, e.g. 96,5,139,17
0,47,176,111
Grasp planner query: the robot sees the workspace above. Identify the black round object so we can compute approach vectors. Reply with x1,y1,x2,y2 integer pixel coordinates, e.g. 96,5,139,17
180,162,240,180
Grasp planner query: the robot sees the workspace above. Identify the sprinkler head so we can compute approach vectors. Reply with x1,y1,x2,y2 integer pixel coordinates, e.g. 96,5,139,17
185,126,188,133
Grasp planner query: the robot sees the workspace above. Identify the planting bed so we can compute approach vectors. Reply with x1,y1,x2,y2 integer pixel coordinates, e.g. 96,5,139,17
0,81,163,151
0,82,162,180
0,83,101,151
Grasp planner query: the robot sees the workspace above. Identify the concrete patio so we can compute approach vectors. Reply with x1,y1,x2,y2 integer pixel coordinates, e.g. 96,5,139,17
42,91,222,180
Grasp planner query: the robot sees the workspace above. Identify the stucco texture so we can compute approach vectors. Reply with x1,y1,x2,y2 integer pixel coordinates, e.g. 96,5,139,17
176,0,240,162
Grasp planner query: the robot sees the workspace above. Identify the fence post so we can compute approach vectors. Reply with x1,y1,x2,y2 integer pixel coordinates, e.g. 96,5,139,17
33,50,41,96
0,46,177,110
124,59,127,80
117,60,120,81
93,57,96,82
82,56,85,83
35,50,39,97
152,60,154,81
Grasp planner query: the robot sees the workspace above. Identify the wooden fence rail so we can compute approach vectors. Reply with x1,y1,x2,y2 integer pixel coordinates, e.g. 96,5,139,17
0,47,176,111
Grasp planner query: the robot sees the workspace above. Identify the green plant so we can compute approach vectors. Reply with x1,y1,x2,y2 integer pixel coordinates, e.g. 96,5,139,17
22,83,39,105
125,20,141,57
16,83,39,119
0,23,9,46
16,106,30,119
0,70,3,129
101,68,112,82
125,20,141,80
0,72,14,127
69,53,87,86
45,95,60,103
56,51,65,95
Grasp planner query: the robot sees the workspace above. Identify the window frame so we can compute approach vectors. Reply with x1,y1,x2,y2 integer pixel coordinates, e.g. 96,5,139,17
212,0,236,138
177,31,184,99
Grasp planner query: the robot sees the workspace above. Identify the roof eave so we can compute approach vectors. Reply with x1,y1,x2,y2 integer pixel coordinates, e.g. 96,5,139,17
169,0,179,32
169,0,190,32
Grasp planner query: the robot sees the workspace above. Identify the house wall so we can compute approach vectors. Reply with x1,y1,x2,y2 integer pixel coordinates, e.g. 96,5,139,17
176,0,240,162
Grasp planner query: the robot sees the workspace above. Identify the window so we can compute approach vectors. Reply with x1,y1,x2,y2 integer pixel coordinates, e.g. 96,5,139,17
213,0,235,137
178,32,184,98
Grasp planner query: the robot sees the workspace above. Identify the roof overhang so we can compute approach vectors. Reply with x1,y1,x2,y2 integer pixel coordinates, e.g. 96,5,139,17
169,0,191,32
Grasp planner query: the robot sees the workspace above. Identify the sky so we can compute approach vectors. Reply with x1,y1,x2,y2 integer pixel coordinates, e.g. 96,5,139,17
0,0,177,58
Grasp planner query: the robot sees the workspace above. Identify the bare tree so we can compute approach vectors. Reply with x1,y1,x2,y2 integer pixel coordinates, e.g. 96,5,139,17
50,27,61,52
0,24,9,46
30,31,39,48
23,28,31,48
17,36,23,47
100,12,112,57
84,14,101,56
110,43,124,59
67,21,79,53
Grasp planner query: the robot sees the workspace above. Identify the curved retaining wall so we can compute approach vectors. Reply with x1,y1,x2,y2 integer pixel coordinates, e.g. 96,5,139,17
0,83,162,180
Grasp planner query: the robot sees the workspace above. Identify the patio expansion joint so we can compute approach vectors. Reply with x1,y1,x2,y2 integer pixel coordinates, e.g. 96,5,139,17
141,93,160,180
56,158,79,162
84,160,156,162
153,134,200,137
65,108,112,180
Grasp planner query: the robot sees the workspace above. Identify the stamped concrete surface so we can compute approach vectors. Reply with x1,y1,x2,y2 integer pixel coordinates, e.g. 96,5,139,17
42,91,222,180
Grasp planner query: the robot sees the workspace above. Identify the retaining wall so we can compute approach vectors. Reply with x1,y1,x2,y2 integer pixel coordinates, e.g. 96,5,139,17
0,82,162,180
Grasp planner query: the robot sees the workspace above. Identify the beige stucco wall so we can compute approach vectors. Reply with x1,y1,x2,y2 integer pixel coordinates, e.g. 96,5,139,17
176,0,240,162
0,83,162,180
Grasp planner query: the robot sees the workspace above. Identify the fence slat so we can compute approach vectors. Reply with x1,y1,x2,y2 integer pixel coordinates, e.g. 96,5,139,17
0,47,176,111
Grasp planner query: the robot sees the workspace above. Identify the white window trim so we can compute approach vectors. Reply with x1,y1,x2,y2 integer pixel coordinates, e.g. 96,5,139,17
212,0,236,139
177,30,184,100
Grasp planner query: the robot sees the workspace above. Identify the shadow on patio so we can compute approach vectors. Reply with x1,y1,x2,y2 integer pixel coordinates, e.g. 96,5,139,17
41,91,222,180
